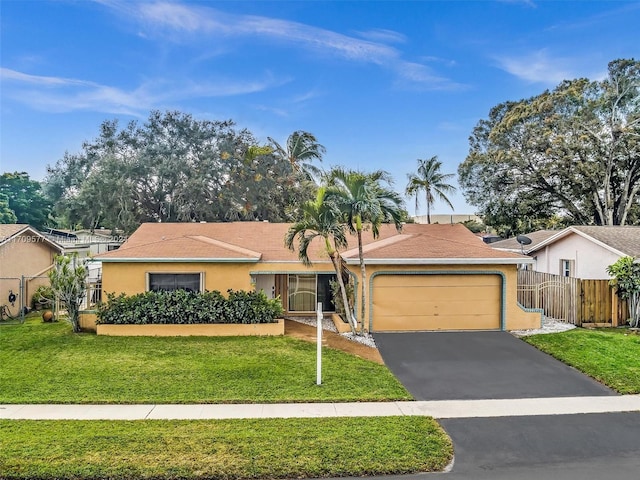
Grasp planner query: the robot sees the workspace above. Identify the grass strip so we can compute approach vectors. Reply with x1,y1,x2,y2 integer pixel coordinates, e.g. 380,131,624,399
524,328,640,394
0,417,452,479
0,318,411,404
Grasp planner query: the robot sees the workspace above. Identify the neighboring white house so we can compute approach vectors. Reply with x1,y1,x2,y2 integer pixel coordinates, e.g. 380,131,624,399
490,230,559,255
493,226,640,280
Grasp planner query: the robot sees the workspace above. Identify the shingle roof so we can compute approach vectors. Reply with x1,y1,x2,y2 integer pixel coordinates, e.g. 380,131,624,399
571,226,640,257
96,222,528,264
0,224,29,242
490,230,559,253
0,224,64,252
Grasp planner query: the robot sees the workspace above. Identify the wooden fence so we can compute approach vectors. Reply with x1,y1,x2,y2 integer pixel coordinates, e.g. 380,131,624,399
517,271,628,326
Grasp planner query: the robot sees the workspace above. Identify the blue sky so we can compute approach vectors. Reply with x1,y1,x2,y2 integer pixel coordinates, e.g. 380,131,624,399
1,0,639,215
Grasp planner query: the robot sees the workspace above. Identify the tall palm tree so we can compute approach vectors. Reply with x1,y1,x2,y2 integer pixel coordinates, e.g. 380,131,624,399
325,168,404,333
285,187,356,333
405,156,457,224
268,131,326,181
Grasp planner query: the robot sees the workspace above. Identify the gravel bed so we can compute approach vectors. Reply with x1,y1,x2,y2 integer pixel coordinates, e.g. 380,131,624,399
511,317,577,337
287,316,377,347
287,316,338,333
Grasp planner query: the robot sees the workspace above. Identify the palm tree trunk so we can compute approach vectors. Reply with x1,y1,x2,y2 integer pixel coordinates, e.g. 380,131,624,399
330,251,356,334
357,226,366,335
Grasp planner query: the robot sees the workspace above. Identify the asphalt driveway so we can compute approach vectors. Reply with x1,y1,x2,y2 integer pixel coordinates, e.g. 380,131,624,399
374,331,615,400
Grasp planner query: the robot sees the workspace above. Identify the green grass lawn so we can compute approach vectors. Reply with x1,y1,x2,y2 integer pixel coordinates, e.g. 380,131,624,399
524,328,640,394
0,417,453,479
0,317,411,403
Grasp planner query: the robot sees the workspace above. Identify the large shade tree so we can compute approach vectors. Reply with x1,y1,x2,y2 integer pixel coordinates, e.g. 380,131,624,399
325,168,404,333
285,187,356,333
45,111,315,232
0,172,52,229
459,59,640,233
405,156,457,224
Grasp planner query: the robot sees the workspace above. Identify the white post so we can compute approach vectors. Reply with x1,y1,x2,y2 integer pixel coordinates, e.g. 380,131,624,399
316,302,322,385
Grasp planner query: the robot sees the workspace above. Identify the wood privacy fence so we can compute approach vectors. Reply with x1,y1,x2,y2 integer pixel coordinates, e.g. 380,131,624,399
517,271,628,326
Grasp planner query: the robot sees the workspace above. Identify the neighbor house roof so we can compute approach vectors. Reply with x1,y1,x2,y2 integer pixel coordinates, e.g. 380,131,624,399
0,224,64,252
96,222,531,265
490,230,560,254
528,226,640,258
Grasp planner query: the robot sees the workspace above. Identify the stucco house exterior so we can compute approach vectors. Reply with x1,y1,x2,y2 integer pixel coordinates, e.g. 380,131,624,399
522,226,640,280
0,224,63,314
95,222,540,332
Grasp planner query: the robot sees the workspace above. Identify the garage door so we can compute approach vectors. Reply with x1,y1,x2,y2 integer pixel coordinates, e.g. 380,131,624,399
371,274,502,332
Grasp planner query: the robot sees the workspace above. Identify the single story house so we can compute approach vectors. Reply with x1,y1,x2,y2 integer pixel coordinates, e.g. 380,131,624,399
490,230,560,255
494,226,640,280
0,224,63,313
95,222,541,332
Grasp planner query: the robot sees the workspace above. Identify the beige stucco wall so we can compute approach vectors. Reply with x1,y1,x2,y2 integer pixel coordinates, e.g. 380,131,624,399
101,261,337,297
96,319,284,336
101,260,540,332
0,232,58,310
533,233,620,279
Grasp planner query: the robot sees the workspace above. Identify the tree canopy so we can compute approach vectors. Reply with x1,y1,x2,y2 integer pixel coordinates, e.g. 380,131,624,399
459,59,640,234
0,172,52,229
45,111,318,232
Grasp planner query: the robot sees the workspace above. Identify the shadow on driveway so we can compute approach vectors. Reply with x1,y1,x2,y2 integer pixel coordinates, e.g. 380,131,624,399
374,331,615,400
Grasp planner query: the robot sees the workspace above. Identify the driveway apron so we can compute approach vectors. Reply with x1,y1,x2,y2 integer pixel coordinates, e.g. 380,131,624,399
374,331,615,400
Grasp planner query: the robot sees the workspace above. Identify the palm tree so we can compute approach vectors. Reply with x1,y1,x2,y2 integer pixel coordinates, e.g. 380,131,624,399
285,187,357,333
325,168,404,333
405,156,457,224
268,131,326,181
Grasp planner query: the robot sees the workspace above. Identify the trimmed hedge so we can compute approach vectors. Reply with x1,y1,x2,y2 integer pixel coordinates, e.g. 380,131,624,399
96,289,284,325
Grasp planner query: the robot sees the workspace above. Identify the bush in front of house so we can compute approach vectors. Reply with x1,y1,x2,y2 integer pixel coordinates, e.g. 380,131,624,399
31,285,54,310
96,289,284,325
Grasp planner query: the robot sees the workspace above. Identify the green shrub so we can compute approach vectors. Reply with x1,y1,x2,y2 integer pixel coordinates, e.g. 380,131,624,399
31,285,54,310
96,289,283,325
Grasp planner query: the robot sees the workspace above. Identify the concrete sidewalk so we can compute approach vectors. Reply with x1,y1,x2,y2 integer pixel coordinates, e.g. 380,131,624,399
2,395,640,420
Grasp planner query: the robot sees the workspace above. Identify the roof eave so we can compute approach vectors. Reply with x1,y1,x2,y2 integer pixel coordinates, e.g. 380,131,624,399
0,225,64,252
99,257,261,263
343,257,534,265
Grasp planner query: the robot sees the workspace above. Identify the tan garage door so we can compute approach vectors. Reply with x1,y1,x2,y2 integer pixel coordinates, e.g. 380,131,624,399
371,274,502,332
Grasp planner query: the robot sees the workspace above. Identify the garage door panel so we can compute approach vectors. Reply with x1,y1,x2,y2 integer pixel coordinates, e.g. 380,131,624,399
372,274,501,332
374,274,500,288
374,314,501,331
374,299,499,317
374,285,497,303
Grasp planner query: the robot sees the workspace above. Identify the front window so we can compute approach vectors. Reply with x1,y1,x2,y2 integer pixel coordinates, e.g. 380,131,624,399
148,273,201,292
288,274,336,312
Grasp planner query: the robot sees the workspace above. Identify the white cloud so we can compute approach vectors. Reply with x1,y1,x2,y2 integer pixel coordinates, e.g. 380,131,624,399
494,50,576,84
1,68,287,114
100,0,458,89
0,68,97,87
396,62,467,91
355,28,407,44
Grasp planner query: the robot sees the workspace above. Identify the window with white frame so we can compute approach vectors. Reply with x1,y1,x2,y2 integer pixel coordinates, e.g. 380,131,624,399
148,273,202,292
560,259,574,278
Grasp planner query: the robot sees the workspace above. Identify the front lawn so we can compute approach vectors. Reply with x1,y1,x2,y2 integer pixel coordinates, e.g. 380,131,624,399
0,318,411,403
0,417,453,479
524,328,640,394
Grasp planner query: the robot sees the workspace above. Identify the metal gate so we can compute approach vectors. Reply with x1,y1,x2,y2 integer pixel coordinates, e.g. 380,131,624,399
517,271,578,324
